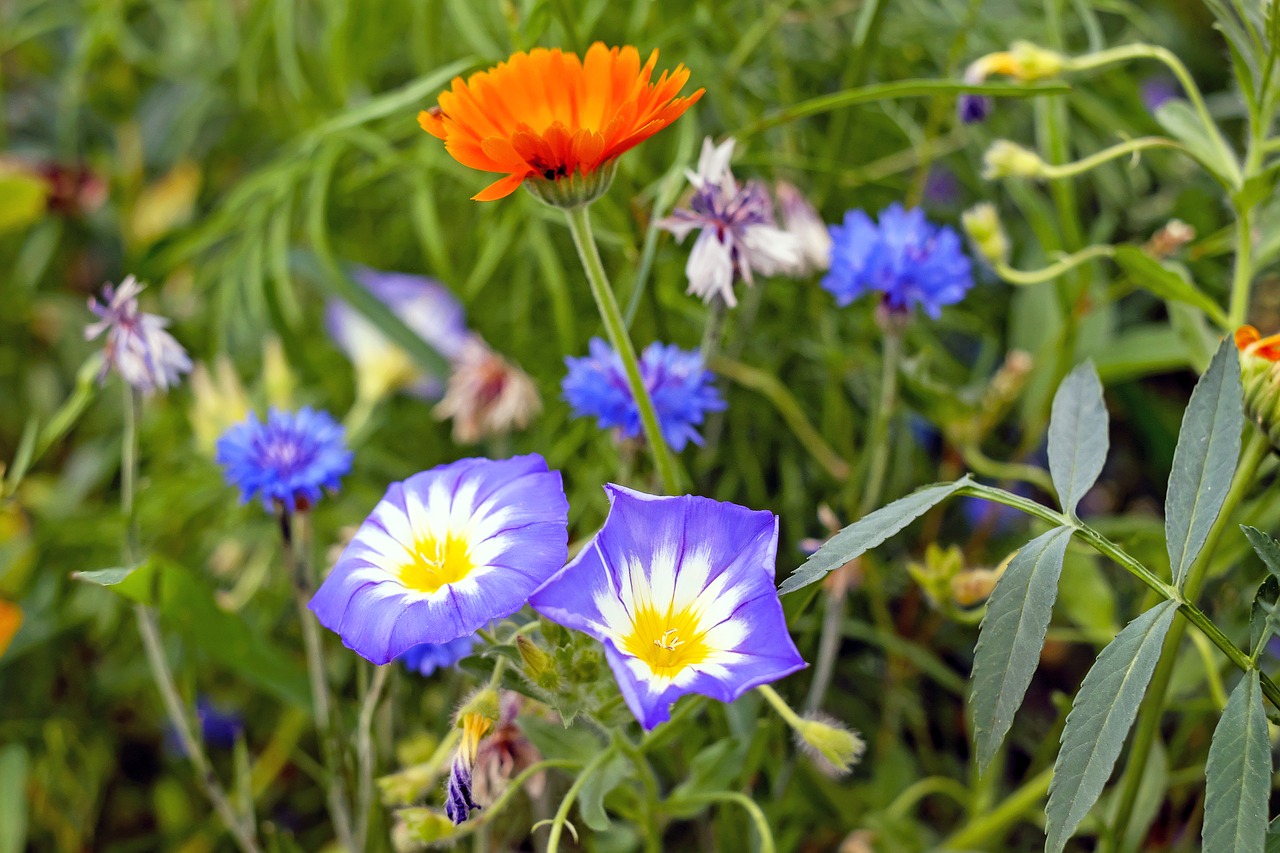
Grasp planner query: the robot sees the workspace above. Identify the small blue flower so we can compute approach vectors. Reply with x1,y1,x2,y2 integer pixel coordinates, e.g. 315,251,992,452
562,338,726,452
822,203,974,318
215,407,353,513
397,635,477,677
957,94,992,124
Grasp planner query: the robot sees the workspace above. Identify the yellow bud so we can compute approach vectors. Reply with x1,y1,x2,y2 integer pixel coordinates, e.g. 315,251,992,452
1009,41,1065,80
796,714,866,776
951,568,1002,607
962,203,1010,266
261,337,296,409
983,140,1047,180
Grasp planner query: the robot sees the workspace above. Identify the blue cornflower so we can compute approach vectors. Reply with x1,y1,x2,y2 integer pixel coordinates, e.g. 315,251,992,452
822,204,974,318
215,407,353,513
562,338,726,452
397,635,477,677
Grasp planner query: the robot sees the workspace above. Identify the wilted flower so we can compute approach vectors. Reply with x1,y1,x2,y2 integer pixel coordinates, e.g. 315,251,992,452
215,407,353,513
530,485,806,729
419,43,703,204
0,599,21,659
473,695,545,802
397,635,478,677
446,711,493,824
823,204,974,318
658,137,803,307
85,276,192,395
325,267,469,402
309,455,568,664
433,337,541,444
562,337,725,451
775,181,831,274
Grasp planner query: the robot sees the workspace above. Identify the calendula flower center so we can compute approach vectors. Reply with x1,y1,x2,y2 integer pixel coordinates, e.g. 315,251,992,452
622,603,712,678
400,534,474,593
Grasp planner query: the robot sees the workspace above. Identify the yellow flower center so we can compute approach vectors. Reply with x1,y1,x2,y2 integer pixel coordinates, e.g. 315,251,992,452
399,534,474,594
621,603,712,678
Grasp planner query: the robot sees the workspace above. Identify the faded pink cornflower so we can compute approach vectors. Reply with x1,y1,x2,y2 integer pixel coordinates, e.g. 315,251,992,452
658,137,802,307
775,181,831,275
85,276,192,395
433,337,541,443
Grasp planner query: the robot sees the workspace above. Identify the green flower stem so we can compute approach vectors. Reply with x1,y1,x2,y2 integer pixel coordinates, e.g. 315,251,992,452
281,511,355,851
546,741,619,853
757,683,805,730
957,441,1058,498
1105,429,1270,851
709,355,851,481
1229,202,1254,328
1028,136,1191,180
121,386,262,853
940,766,1053,850
858,325,903,518
615,732,663,853
353,664,390,853
669,792,776,853
992,244,1116,286
1065,43,1238,185
563,204,681,494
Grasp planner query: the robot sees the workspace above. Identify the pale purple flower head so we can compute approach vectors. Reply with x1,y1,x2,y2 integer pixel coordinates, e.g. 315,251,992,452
562,338,725,452
530,486,807,729
657,138,803,307
775,181,831,275
215,407,353,513
325,267,469,400
309,455,568,665
85,276,192,395
822,203,974,318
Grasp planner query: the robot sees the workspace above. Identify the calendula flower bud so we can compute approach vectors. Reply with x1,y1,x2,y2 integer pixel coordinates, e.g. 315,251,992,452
795,713,866,777
983,140,1047,180
907,543,966,609
951,567,1003,607
1009,41,1066,80
962,202,1010,266
1236,326,1280,450
522,158,619,208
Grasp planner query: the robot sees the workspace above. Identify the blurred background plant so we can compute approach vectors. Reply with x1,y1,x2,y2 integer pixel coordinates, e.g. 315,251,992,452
2,0,1276,851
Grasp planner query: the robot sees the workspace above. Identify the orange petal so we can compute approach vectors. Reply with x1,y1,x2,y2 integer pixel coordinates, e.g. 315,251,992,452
0,600,21,659
418,109,447,139
472,173,528,201
1236,326,1262,350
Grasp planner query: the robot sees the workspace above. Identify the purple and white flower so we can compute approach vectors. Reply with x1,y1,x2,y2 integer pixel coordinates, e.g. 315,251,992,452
658,138,802,307
775,181,831,275
325,266,470,401
309,455,568,665
85,276,192,395
530,485,806,729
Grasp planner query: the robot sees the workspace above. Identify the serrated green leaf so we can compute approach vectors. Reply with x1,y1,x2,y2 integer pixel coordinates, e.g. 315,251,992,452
971,526,1074,774
1166,340,1243,589
1045,600,1179,853
1244,526,1280,580
1155,100,1242,188
1204,671,1271,853
1113,247,1228,328
1047,362,1108,516
577,750,631,832
780,477,971,594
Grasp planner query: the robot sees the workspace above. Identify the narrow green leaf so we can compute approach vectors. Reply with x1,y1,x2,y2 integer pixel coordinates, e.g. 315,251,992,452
1113,247,1229,328
1244,525,1280,580
0,745,27,853
779,476,971,594
1166,339,1243,588
971,526,1074,774
577,750,631,832
1155,100,1242,188
1045,600,1179,853
1250,576,1280,656
1203,671,1271,853
1047,361,1108,515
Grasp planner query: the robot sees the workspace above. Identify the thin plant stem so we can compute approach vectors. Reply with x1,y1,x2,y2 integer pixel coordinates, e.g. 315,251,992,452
992,244,1116,286
1106,429,1269,850
121,385,261,853
700,293,730,361
941,766,1053,849
545,742,618,853
757,684,804,730
1229,204,1254,328
671,792,777,853
282,510,355,851
857,324,903,519
562,204,681,494
354,664,390,852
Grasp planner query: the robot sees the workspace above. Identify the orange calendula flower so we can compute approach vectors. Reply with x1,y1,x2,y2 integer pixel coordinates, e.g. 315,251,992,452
0,599,21,659
419,43,704,204
1236,325,1280,450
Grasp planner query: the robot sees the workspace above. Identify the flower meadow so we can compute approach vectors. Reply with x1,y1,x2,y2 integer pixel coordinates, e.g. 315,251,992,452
7,2,1280,852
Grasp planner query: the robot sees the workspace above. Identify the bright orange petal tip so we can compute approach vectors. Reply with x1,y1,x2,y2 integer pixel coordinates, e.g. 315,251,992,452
420,43,703,204
0,599,21,659
1237,325,1280,361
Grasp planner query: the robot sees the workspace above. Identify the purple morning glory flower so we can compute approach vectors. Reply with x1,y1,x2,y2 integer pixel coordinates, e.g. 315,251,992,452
85,276,192,395
325,266,470,400
215,407,353,513
309,455,568,665
397,635,477,677
562,338,726,452
529,485,807,730
657,137,803,307
822,203,974,318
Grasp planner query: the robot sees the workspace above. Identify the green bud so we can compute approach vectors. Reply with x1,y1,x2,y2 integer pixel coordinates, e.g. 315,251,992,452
516,635,558,686
907,543,966,608
455,687,501,727
795,714,866,776
962,202,1010,266
522,159,618,209
982,140,1046,180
